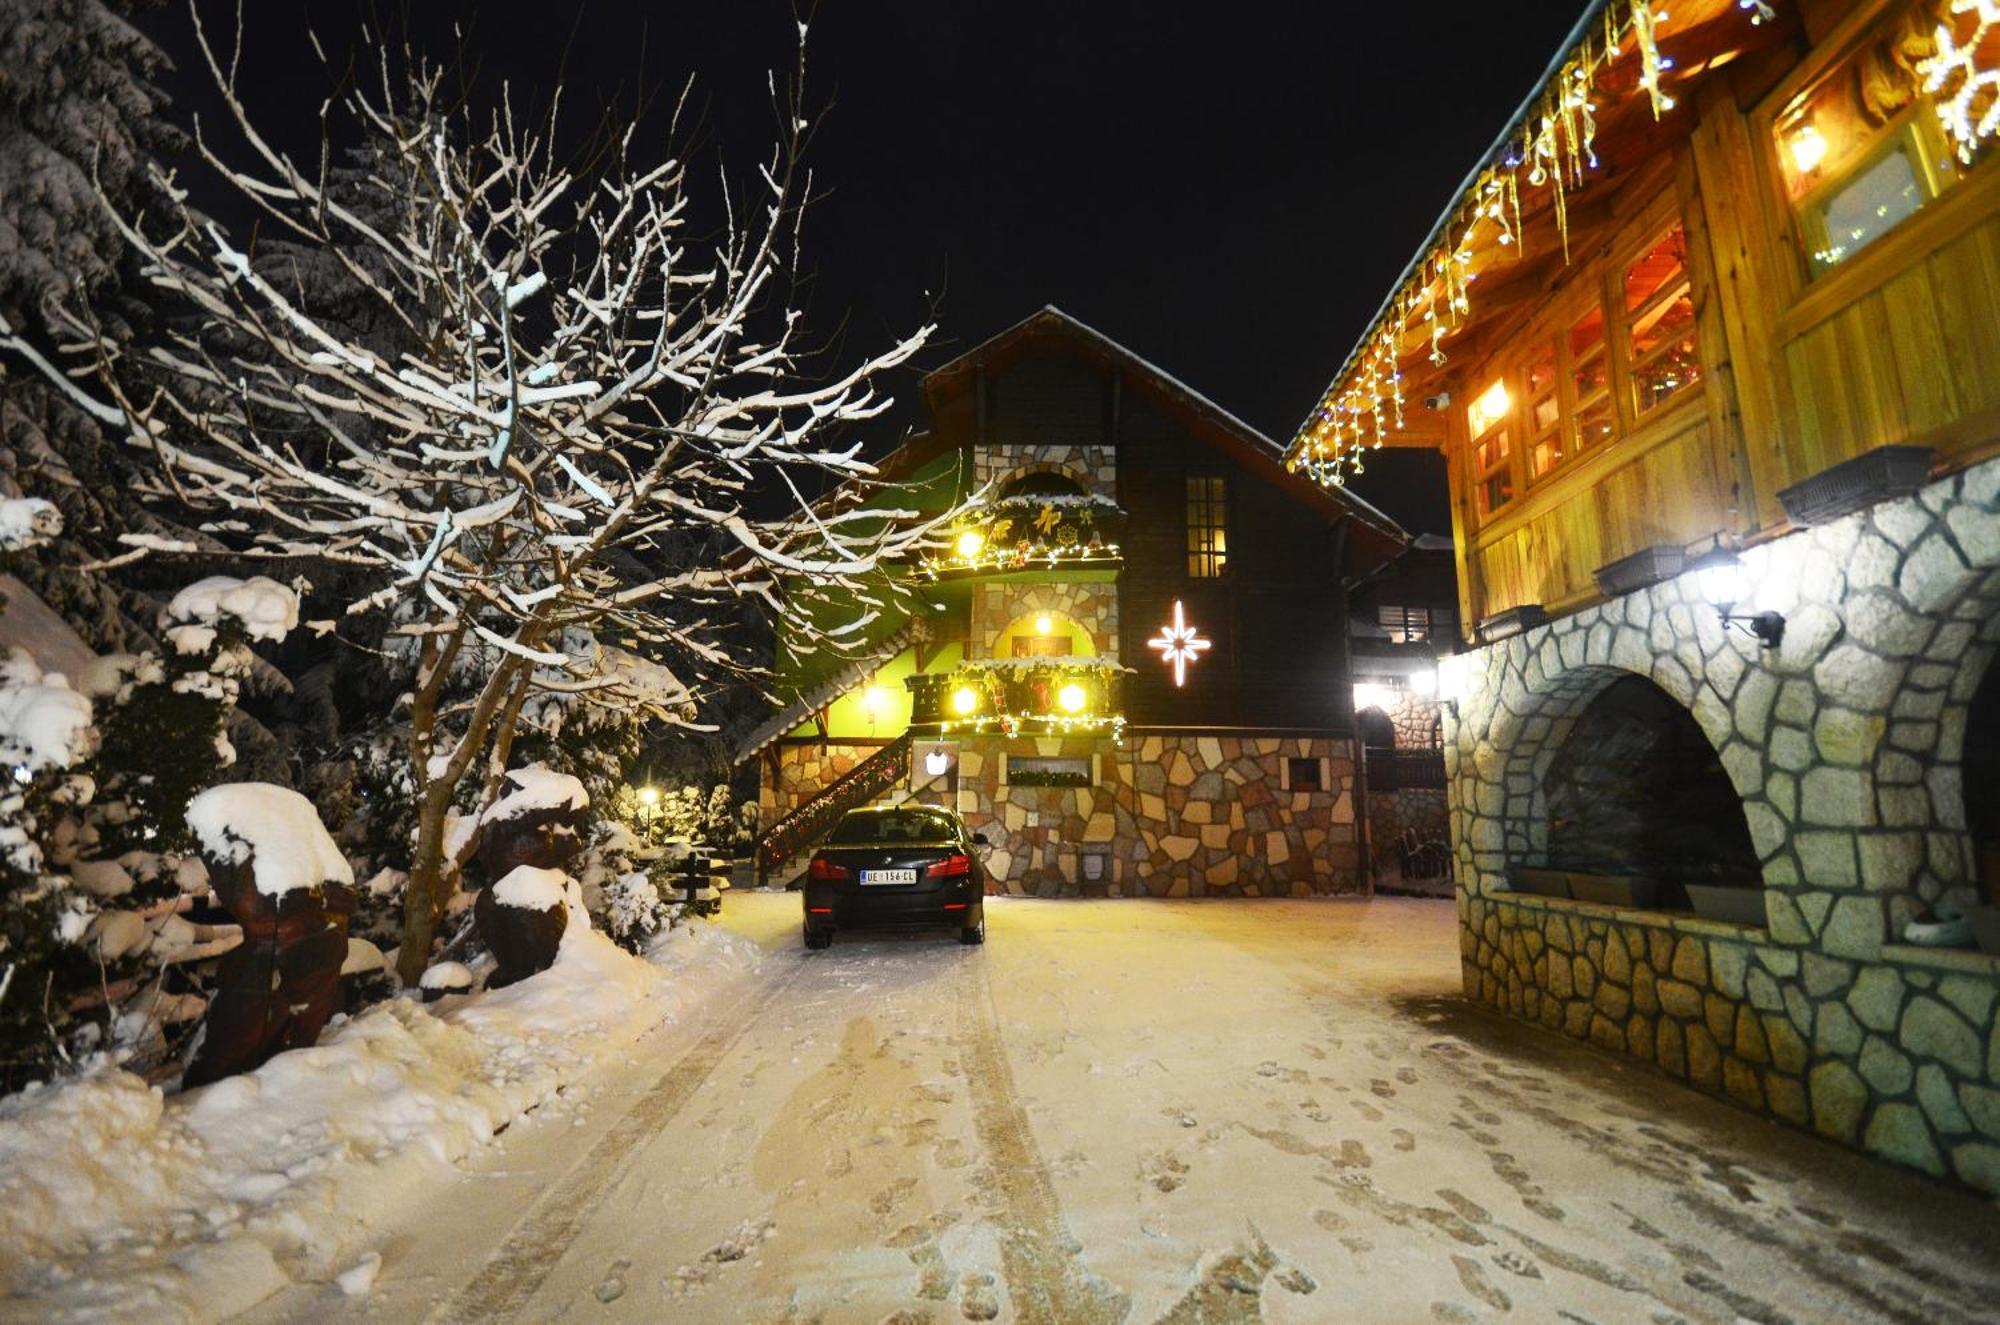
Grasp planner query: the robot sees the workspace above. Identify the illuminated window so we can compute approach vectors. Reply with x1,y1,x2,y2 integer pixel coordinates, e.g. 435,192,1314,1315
1525,346,1563,478
1287,757,1324,791
1623,226,1701,416
1467,378,1512,437
1772,5,1975,278
1567,304,1614,450
1469,381,1513,516
1378,605,1432,644
1185,475,1228,577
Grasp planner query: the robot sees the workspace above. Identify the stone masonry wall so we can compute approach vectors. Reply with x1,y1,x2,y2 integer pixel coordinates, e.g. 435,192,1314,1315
1443,456,2000,1192
972,444,1116,500
970,581,1119,661
757,742,886,828
952,733,1363,897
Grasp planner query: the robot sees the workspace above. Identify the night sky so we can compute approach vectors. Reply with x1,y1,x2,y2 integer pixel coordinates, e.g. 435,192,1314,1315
138,1,1588,537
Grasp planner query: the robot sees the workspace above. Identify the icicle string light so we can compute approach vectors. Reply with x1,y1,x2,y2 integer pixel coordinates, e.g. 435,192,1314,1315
1288,2,1776,489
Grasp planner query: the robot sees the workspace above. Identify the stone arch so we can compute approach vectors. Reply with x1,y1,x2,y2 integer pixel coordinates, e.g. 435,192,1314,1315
1448,604,1770,900
993,605,1100,659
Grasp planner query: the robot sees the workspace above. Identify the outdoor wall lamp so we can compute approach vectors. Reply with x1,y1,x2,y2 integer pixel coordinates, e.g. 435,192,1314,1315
1695,550,1785,648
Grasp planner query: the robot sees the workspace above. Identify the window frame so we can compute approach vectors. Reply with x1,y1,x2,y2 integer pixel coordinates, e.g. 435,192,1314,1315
1184,474,1229,579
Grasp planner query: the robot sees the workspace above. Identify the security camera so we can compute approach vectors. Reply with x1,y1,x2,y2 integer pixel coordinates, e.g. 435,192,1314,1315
1423,391,1452,411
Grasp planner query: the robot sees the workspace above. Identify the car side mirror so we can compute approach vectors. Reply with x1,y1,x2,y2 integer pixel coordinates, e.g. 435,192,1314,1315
971,832,989,847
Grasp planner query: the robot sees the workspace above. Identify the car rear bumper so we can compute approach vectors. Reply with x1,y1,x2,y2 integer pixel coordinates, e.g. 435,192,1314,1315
803,883,983,931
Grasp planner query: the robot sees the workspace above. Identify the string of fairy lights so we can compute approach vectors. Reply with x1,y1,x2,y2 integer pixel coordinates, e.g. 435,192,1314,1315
1921,0,2000,163
1286,0,1776,491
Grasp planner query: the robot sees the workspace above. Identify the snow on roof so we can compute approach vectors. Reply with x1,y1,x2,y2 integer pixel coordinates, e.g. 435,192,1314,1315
0,497,61,551
480,766,589,826
491,864,568,911
162,576,300,644
185,783,354,897
0,649,96,772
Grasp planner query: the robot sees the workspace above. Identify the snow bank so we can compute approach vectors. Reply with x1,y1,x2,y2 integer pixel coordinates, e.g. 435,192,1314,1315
0,648,95,771
492,863,567,909
185,784,354,897
161,576,300,648
480,765,588,824
0,920,763,1322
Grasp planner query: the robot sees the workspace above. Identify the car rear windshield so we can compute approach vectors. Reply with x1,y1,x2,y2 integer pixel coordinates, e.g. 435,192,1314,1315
827,809,957,845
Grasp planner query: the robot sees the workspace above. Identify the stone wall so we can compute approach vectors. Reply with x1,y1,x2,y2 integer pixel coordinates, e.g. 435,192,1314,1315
952,733,1363,897
972,444,1116,500
970,580,1119,660
1441,456,2000,1192
756,742,887,826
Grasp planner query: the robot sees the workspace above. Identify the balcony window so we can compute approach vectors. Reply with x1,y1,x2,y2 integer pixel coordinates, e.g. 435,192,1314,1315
1378,605,1432,644
1471,404,1513,516
1185,475,1228,578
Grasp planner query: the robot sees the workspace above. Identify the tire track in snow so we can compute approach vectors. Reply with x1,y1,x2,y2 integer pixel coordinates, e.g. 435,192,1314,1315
957,954,1131,1325
430,957,810,1324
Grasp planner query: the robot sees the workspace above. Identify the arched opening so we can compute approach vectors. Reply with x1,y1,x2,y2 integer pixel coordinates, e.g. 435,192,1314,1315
998,470,1089,501
1542,674,1758,902
1356,707,1395,749
1966,657,2000,906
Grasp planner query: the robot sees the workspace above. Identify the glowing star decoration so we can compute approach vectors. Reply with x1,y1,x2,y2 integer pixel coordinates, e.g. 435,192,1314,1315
1922,0,2000,164
1147,600,1212,688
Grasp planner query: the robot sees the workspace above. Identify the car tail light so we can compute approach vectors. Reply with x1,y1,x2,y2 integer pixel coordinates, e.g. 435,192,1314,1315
808,906,833,914
943,902,969,911
808,856,850,881
925,854,972,879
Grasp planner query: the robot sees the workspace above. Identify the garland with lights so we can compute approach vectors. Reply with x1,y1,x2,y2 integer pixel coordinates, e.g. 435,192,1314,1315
1287,0,1777,490
924,495,1124,578
908,658,1128,740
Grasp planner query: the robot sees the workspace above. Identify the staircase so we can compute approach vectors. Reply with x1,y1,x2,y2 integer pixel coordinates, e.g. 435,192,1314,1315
754,733,913,885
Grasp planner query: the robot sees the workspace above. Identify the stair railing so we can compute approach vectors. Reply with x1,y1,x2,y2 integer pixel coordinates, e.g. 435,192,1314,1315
754,733,913,883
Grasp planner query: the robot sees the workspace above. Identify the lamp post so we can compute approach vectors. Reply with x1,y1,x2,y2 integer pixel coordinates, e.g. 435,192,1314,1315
1694,549,1785,648
636,783,661,842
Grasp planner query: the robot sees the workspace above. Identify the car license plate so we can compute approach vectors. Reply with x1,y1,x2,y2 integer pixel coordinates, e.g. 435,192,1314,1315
860,868,917,886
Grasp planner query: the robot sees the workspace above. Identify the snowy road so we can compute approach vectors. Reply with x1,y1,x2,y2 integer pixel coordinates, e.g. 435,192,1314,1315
241,894,1999,1324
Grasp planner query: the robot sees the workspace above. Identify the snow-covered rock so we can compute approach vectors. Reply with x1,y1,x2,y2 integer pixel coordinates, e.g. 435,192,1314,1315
185,784,354,897
479,765,588,825
418,961,473,995
492,863,567,910
340,938,387,977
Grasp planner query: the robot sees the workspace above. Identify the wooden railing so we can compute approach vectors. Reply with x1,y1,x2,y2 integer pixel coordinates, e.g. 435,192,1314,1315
1366,747,1446,791
753,733,912,884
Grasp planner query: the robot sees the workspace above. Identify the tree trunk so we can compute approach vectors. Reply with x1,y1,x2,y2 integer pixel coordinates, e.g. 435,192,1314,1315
396,780,457,986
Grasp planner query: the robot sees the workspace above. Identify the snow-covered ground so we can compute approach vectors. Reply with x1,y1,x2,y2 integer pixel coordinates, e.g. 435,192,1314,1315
214,894,2000,1324
0,919,762,1322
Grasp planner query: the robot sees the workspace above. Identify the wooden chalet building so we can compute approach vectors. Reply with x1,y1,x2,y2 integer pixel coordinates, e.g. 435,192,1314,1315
1284,0,2000,1192
740,307,1407,898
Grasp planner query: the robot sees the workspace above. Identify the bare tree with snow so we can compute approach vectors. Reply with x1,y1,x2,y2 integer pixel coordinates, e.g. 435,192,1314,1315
1,10,948,982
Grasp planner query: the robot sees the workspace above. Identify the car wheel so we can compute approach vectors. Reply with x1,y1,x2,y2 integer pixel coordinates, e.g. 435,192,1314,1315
804,928,832,950
958,917,985,946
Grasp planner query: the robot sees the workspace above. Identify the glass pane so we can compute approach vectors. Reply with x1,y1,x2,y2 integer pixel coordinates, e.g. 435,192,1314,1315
1573,349,1609,399
1532,394,1561,432
1625,228,1688,314
1476,428,1510,473
1576,397,1615,449
1811,142,1926,270
1631,288,1695,359
1531,434,1562,477
1482,471,1513,514
1568,304,1605,361
1525,347,1556,396
1632,337,1703,412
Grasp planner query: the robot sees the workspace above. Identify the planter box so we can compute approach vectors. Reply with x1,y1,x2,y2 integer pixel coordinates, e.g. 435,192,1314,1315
1477,605,1547,644
1686,883,1766,927
1567,873,1659,908
1776,445,1934,527
1508,867,1571,899
1971,907,2000,957
1593,544,1685,598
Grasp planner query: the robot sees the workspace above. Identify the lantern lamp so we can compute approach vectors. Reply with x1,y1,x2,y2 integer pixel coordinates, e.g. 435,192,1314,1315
1057,682,1088,713
1694,549,1784,648
955,529,986,559
950,685,980,716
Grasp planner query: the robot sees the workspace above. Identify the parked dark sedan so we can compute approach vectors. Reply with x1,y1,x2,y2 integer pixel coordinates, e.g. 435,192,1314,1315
802,804,988,949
